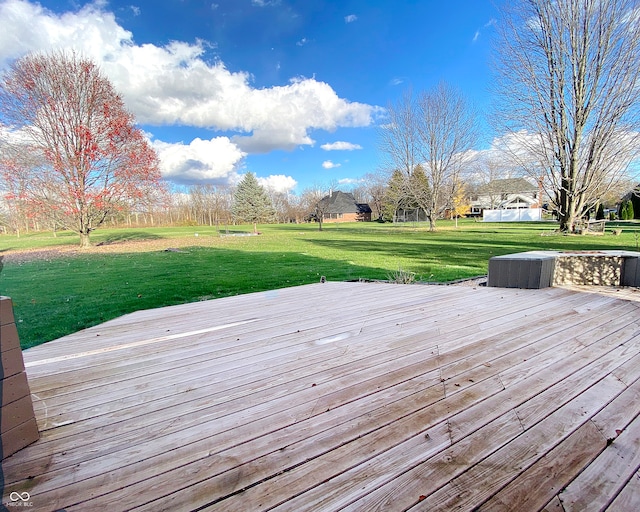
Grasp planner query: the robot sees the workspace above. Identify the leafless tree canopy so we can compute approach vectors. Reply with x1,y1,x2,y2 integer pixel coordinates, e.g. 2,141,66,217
495,0,640,231
379,82,477,230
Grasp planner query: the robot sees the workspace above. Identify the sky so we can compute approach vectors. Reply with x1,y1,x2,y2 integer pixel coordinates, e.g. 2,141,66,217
0,0,501,194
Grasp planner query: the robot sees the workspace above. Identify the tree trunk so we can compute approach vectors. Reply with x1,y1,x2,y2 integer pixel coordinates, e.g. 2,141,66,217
79,231,91,248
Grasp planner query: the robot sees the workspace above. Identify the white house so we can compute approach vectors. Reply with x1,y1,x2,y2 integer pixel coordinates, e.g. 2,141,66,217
469,178,541,216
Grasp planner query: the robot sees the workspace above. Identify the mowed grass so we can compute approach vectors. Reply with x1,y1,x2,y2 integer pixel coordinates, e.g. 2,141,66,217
1,219,639,348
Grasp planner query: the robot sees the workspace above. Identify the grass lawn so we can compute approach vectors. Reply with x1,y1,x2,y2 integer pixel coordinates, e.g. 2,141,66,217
1,219,639,348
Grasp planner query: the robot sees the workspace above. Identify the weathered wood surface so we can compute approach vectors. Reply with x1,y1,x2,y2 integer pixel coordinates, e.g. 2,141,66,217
2,282,639,511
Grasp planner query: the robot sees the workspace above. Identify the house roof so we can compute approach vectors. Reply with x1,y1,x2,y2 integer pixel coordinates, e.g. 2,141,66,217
478,178,538,195
319,191,372,214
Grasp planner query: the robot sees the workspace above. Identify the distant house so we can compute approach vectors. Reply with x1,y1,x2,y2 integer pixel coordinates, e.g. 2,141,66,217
316,191,372,223
470,178,541,216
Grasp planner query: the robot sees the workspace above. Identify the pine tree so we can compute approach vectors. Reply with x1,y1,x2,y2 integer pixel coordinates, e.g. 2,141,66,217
383,170,409,222
595,204,605,221
232,172,275,233
619,199,634,221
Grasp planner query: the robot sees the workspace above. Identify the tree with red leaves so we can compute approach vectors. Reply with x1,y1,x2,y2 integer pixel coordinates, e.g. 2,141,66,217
0,51,164,247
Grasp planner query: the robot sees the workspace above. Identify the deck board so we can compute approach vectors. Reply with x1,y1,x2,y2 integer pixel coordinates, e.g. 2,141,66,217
2,281,639,511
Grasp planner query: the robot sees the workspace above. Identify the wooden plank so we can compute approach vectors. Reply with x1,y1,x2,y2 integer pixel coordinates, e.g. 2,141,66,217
448,331,640,444
477,415,606,511
606,469,640,512
438,301,634,383
272,410,524,512
12,375,448,509
21,284,563,378
0,296,15,326
1,347,25,380
1,417,39,459
21,283,455,367
559,408,640,511
540,496,566,512
0,323,21,352
104,379,506,512
590,376,640,442
6,342,444,482
1,371,32,406
612,352,640,386
1,394,37,434
498,313,640,389
4,346,448,495
412,375,626,511
24,287,469,390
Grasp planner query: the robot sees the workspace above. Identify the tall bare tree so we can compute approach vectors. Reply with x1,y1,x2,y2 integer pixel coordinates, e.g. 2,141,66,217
379,83,477,230
495,0,640,232
360,172,387,221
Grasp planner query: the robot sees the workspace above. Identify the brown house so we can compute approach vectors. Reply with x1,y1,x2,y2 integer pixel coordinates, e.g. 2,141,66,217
317,191,372,223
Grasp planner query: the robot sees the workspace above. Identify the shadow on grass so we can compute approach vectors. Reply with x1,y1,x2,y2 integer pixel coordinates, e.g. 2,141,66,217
2,247,388,348
95,231,164,245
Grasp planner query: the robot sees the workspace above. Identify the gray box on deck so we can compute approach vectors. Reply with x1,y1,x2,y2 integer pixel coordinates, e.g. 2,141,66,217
488,252,557,289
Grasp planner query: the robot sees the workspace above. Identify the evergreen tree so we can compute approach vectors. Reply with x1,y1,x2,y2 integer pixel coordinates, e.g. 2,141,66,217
595,204,605,221
232,172,275,233
382,170,409,222
619,199,634,221
408,165,432,222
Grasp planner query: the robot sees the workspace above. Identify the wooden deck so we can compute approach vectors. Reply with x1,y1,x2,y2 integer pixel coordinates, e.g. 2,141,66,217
3,281,640,511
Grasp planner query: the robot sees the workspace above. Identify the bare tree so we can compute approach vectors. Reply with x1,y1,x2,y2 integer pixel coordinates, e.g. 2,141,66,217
360,172,387,221
301,184,330,231
495,0,640,232
189,184,232,226
417,82,477,230
379,83,477,230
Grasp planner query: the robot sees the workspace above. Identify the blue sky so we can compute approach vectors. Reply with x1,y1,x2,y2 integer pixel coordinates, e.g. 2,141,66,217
0,0,500,194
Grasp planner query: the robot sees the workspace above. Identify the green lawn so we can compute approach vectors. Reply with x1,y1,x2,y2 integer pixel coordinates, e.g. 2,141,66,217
1,219,639,348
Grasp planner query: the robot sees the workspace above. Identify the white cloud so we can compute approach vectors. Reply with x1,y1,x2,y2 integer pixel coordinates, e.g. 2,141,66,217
472,18,497,44
338,177,362,185
153,137,246,184
322,160,341,169
0,0,381,155
345,14,358,23
296,37,308,46
258,174,298,194
321,141,363,151
251,0,281,6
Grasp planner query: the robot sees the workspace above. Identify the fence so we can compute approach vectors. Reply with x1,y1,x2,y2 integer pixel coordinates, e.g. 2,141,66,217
483,208,542,222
